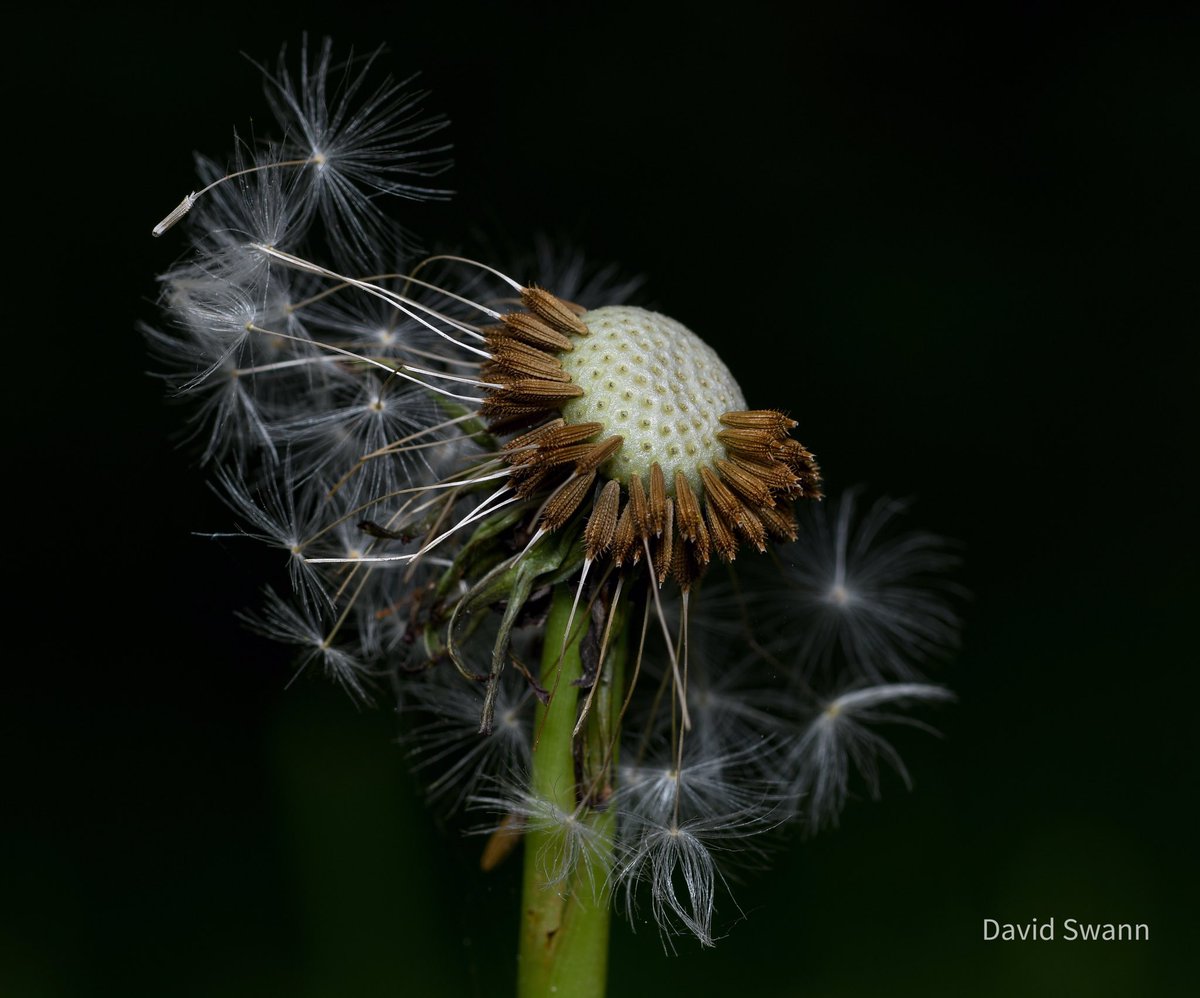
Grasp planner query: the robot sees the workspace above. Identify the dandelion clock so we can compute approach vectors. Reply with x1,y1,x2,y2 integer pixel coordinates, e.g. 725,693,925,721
146,36,962,998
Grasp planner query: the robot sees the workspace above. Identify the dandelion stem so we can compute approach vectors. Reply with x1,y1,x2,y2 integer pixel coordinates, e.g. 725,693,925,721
518,586,626,998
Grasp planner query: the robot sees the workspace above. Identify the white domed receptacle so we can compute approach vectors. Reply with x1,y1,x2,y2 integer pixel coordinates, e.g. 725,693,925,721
559,306,745,495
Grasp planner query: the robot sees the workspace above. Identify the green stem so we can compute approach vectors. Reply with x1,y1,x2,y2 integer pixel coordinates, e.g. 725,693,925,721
518,585,627,998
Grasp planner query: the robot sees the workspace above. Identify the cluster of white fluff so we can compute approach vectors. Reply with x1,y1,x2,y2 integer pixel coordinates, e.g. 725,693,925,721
148,38,962,947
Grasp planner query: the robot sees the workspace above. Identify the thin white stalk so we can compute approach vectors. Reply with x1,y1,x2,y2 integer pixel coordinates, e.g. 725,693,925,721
642,537,692,731
252,244,492,357
245,323,485,403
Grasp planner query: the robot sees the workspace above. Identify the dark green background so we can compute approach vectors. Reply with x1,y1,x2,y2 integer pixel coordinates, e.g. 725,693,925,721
9,4,1195,995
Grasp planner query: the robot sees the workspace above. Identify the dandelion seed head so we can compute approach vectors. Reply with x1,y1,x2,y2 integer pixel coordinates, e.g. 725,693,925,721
257,35,451,265
770,491,964,682
147,36,964,952
617,810,771,949
789,682,954,831
405,667,532,813
483,289,820,589
472,786,612,892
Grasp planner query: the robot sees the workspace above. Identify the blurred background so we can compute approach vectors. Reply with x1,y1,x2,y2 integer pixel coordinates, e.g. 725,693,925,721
7,3,1196,995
